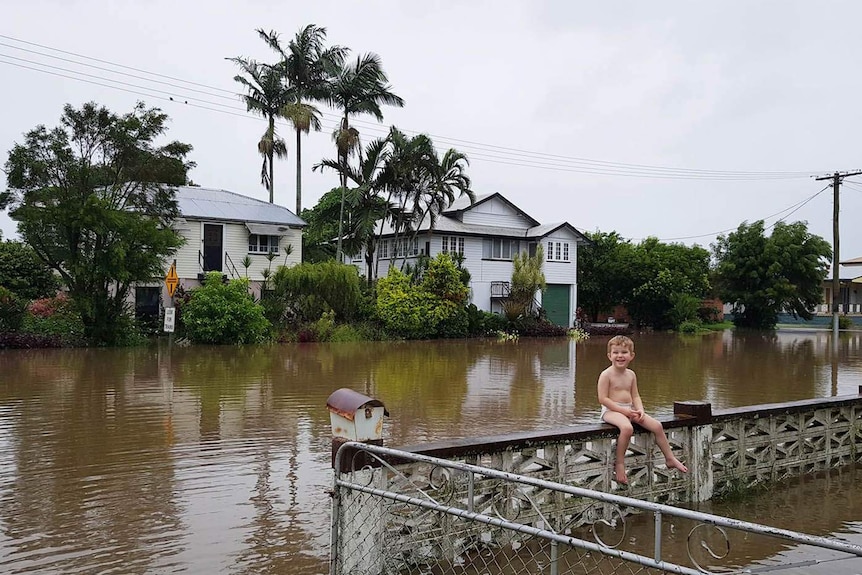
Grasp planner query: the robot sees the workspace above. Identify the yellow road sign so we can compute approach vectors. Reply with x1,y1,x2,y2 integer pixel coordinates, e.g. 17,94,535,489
165,262,179,297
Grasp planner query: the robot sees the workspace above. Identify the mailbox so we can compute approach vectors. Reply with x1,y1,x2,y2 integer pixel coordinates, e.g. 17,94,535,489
326,388,388,442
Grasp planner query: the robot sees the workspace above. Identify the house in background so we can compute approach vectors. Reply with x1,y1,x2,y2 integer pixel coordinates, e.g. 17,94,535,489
817,256,862,314
345,192,590,327
134,186,305,324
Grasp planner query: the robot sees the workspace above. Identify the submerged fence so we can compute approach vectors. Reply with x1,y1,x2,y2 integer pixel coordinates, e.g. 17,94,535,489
329,392,862,574
330,442,862,574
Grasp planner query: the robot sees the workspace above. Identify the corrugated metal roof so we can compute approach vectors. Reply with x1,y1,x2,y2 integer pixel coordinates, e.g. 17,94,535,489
175,186,306,227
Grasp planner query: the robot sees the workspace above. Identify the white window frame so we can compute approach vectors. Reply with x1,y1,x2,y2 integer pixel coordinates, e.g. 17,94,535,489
442,235,464,256
249,234,280,254
484,238,519,260
546,241,571,262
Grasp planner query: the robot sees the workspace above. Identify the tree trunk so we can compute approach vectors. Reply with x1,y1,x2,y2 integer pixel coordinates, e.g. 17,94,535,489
268,116,275,203
295,127,302,215
336,115,348,262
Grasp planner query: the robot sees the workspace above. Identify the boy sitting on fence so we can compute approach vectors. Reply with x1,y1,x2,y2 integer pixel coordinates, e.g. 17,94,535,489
597,335,688,485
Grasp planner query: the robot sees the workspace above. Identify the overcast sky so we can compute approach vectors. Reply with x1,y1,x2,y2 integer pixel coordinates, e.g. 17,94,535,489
3,1,862,271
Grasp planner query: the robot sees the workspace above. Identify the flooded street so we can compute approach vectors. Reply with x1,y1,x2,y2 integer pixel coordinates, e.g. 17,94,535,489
0,330,860,573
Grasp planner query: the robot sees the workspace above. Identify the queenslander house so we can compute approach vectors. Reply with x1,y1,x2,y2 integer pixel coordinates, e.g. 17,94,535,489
134,186,305,324
343,193,590,328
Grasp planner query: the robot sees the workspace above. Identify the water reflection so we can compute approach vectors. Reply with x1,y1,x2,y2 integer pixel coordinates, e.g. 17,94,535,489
0,330,860,574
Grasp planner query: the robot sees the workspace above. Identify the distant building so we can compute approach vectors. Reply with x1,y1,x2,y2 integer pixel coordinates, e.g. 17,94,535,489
343,192,590,327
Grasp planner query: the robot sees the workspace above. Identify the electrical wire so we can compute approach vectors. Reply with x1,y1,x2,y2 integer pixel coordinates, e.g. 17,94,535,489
0,33,833,181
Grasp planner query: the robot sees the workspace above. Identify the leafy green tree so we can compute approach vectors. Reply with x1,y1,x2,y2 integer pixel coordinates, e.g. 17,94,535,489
0,240,60,300
577,232,639,321
299,190,340,263
3,102,191,345
329,52,404,260
182,272,270,344
713,220,831,329
578,232,710,328
627,238,711,329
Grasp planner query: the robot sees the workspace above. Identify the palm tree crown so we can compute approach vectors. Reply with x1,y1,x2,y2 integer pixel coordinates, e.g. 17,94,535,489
329,53,404,260
227,55,292,203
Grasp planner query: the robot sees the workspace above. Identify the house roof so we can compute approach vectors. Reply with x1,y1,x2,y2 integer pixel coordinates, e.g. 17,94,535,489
375,193,589,242
840,256,862,266
444,192,541,227
175,186,306,227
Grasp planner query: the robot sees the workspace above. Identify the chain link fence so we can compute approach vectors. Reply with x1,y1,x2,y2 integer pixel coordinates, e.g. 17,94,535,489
330,443,862,575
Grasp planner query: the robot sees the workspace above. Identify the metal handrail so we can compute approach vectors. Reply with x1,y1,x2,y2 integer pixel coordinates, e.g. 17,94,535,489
224,252,240,279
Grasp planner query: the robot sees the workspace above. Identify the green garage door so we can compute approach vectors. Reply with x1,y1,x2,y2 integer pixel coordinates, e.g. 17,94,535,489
543,284,570,327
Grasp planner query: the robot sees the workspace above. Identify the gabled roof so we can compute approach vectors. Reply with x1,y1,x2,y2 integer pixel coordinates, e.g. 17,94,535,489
443,192,541,227
840,256,862,266
372,192,588,243
175,186,305,227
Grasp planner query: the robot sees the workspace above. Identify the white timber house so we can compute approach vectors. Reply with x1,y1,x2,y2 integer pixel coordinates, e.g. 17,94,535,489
135,186,305,322
344,193,589,327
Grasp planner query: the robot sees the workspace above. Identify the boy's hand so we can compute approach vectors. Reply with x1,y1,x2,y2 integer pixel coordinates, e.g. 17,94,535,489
629,409,645,423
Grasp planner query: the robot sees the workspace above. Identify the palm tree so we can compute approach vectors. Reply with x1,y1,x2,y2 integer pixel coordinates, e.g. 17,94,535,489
259,26,346,215
315,137,395,282
405,147,474,260
227,54,291,203
328,53,404,261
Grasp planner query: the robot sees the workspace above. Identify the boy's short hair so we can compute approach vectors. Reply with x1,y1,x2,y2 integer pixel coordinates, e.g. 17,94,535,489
607,335,634,353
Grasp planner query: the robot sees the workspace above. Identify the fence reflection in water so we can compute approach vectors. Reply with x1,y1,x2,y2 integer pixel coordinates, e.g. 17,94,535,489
330,443,862,575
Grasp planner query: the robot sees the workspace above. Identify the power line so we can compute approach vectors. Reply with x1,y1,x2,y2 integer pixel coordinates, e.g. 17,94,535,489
0,33,830,181
633,185,831,243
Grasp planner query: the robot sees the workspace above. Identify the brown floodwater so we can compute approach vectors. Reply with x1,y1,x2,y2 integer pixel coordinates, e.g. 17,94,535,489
0,329,860,574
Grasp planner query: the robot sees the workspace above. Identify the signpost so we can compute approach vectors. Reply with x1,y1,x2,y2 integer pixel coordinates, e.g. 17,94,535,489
164,260,178,336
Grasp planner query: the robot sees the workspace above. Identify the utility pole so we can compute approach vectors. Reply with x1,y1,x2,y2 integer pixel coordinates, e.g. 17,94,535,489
815,170,862,340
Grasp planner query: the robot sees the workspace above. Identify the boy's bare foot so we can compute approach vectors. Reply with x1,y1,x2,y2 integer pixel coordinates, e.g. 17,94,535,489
667,457,688,473
614,461,628,484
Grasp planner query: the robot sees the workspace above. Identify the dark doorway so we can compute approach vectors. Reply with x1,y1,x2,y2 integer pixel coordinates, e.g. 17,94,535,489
135,286,161,332
203,224,223,272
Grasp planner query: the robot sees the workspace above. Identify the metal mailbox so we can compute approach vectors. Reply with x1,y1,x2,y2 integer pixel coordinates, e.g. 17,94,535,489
326,388,388,442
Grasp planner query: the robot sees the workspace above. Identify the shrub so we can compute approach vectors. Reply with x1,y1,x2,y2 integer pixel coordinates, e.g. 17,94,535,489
20,294,86,346
838,315,854,330
466,305,508,336
0,332,63,349
182,272,270,344
668,292,701,328
678,320,702,334
271,261,363,323
584,323,634,337
0,240,60,300
0,287,26,332
375,267,468,339
514,319,568,337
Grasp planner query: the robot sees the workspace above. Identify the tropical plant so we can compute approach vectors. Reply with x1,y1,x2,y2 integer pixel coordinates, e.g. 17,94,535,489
315,136,395,281
328,52,404,260
510,244,546,317
258,25,347,214
3,102,190,345
228,43,293,203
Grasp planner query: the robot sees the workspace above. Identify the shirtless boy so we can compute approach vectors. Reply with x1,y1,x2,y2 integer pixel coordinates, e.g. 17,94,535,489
597,335,688,485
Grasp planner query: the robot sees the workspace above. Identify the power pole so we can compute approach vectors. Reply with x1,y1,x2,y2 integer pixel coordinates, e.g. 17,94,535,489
815,170,862,340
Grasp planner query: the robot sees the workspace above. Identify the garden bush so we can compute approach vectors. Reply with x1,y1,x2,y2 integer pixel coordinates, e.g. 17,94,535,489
0,287,27,332
182,273,270,344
